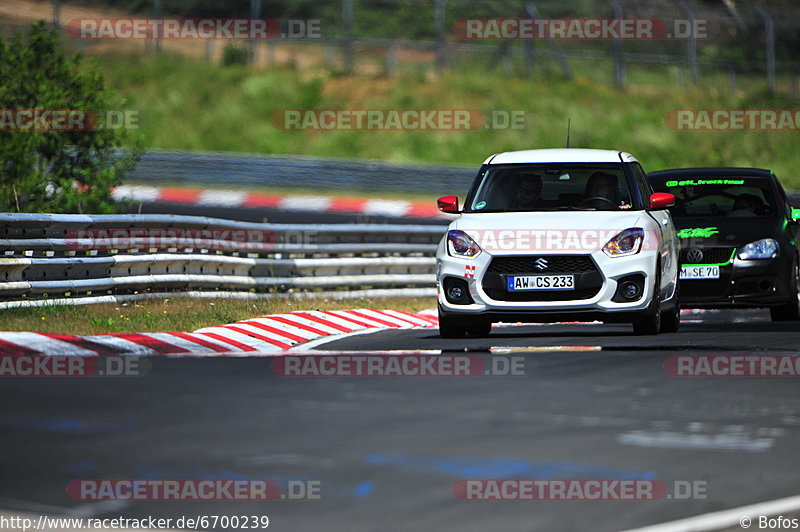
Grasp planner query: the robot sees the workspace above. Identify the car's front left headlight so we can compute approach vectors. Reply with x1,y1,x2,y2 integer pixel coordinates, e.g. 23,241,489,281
447,230,482,259
737,238,780,260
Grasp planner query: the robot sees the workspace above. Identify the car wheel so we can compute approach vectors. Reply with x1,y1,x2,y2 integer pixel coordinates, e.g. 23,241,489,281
438,309,469,338
659,281,681,333
632,272,661,335
467,321,492,338
770,255,800,322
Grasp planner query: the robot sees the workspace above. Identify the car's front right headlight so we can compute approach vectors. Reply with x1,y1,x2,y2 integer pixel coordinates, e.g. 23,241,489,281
447,230,482,259
737,238,780,260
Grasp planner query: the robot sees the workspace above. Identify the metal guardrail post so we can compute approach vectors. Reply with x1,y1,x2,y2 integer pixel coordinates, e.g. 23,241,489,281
342,0,355,73
677,0,698,85
610,0,626,89
755,5,776,93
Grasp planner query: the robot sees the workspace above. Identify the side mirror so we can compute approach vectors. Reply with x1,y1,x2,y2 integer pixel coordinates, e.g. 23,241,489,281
437,195,460,214
649,192,675,210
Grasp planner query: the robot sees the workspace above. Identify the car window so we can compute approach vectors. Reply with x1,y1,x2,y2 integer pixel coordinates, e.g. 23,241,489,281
649,176,778,218
466,164,634,212
632,163,653,201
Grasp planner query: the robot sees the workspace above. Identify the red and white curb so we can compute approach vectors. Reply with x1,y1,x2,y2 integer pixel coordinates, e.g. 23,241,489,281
0,309,439,357
113,185,445,219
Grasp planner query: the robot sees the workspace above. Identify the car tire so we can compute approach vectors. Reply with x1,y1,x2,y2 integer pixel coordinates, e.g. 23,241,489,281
659,281,681,333
438,309,469,338
467,321,492,338
632,272,661,335
770,255,800,322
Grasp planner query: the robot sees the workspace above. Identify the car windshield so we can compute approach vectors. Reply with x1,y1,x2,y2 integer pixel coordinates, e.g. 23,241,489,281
466,164,634,212
650,176,777,218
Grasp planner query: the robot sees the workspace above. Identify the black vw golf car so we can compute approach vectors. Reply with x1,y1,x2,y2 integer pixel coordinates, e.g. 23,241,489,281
648,168,800,321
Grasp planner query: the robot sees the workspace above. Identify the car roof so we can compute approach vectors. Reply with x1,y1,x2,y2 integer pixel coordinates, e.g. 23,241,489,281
647,167,773,179
483,148,636,165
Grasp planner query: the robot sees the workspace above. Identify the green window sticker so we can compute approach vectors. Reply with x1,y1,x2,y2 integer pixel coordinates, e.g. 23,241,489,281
475,201,487,210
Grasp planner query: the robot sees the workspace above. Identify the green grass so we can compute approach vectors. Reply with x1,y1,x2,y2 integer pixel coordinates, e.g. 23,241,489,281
0,297,434,335
93,51,800,189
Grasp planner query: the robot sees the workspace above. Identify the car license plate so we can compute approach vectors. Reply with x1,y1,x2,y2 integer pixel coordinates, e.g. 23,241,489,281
680,266,720,279
508,275,575,291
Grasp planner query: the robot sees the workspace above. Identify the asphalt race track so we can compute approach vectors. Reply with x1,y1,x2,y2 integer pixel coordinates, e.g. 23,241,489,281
2,309,800,531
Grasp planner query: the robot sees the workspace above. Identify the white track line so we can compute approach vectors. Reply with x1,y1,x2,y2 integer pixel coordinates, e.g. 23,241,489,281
619,494,800,532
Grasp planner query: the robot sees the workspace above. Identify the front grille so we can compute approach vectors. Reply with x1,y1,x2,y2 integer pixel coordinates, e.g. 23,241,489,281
680,247,735,265
483,255,602,302
682,279,730,298
484,287,601,302
487,255,597,274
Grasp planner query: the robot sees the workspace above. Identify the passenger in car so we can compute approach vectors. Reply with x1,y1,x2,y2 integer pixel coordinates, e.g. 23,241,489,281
727,193,763,217
513,173,543,210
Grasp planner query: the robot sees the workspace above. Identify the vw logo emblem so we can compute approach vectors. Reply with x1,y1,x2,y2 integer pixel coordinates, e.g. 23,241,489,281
534,258,549,271
686,249,704,263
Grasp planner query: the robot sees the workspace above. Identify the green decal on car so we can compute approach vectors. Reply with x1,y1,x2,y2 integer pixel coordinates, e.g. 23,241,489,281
792,207,800,221
475,201,487,210
666,179,746,187
677,227,720,239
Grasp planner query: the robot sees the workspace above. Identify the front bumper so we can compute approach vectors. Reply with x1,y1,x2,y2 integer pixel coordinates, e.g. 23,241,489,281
437,248,670,319
681,255,793,309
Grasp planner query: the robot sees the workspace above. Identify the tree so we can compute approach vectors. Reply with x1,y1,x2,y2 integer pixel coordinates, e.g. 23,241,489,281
0,21,142,213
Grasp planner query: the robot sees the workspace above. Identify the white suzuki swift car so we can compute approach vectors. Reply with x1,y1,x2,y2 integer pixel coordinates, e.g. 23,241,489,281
435,148,681,337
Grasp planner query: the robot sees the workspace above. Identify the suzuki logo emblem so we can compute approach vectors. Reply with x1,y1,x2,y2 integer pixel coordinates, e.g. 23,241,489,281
686,249,704,263
534,258,549,271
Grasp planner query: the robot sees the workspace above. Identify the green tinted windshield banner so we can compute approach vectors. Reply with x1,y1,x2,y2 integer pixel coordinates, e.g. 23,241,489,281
665,179,746,187
677,227,720,238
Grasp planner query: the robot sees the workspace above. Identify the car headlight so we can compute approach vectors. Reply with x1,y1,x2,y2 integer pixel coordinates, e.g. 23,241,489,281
603,228,644,257
737,238,780,260
447,230,482,259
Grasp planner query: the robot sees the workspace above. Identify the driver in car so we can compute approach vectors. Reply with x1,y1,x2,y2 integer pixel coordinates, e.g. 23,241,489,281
584,171,625,209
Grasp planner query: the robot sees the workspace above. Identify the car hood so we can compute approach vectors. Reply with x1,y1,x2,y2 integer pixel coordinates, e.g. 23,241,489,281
451,211,650,255
672,216,784,248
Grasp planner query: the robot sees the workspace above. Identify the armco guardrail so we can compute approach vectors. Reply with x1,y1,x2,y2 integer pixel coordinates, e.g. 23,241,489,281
0,213,443,308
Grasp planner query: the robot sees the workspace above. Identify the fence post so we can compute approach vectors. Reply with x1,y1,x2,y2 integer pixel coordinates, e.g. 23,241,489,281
755,5,776,93
677,0,697,85
525,1,572,80
154,0,163,54
434,0,446,74
522,3,536,77
342,0,355,73
609,0,625,89
386,44,397,77
728,65,737,94
52,0,60,28
249,0,262,65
